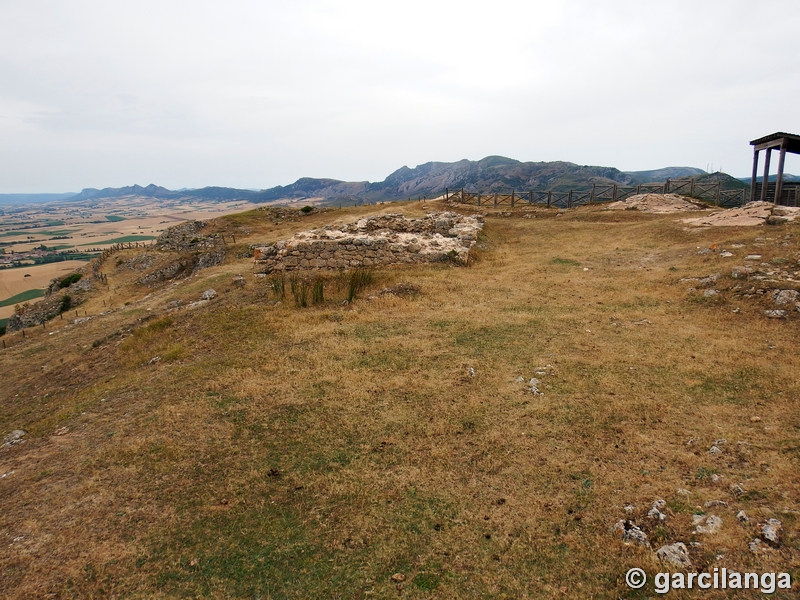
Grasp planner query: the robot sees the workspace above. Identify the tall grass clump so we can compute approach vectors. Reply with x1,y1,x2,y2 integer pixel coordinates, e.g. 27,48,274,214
346,268,373,303
290,275,309,308
312,277,325,305
270,273,285,300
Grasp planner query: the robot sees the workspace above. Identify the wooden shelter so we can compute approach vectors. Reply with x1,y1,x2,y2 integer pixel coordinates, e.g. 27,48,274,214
750,132,800,204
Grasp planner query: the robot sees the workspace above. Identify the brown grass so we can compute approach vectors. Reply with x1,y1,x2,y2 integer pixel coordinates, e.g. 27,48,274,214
1,200,799,598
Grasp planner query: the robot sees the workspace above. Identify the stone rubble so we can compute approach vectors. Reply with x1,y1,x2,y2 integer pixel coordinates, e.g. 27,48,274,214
253,212,483,273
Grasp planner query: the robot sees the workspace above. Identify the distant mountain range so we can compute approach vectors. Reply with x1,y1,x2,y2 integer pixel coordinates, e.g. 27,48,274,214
3,156,771,206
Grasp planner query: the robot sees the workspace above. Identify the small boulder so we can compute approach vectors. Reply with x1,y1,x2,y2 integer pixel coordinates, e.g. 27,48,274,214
2,430,26,447
201,289,217,301
772,289,799,305
758,519,782,546
695,515,723,535
656,542,692,569
764,309,787,318
611,520,650,548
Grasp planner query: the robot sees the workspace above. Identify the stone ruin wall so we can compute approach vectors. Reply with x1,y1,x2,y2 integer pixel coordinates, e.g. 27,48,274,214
253,212,483,273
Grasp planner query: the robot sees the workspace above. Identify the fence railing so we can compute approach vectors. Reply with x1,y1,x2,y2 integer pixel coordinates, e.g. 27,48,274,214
446,178,749,209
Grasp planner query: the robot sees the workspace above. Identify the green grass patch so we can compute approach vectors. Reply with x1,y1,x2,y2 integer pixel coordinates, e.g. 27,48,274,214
0,288,45,308
551,257,581,266
78,235,156,246
104,215,126,222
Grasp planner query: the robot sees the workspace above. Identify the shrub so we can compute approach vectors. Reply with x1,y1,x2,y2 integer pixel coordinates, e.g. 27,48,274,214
301,205,314,214
58,273,83,289
59,294,72,313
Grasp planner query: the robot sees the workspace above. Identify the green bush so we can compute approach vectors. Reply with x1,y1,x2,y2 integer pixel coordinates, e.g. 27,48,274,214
290,275,309,308
301,206,314,214
59,294,72,313
58,273,83,289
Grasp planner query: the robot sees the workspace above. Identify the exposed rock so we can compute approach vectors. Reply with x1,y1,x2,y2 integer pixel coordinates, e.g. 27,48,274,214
232,274,246,287
655,542,692,569
2,430,26,448
704,500,728,508
193,251,226,273
731,266,754,278
606,194,707,213
120,253,157,271
708,445,722,455
156,220,215,252
648,499,667,521
736,510,749,523
764,309,787,318
611,520,650,548
201,289,217,301
758,519,782,546
694,515,723,534
703,289,719,297
772,289,799,305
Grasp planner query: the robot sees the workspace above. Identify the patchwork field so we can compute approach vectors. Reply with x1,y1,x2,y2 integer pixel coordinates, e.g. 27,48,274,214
1,200,799,598
0,196,254,315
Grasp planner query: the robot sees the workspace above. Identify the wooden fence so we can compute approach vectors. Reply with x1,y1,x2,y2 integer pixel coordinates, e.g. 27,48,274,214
446,178,748,209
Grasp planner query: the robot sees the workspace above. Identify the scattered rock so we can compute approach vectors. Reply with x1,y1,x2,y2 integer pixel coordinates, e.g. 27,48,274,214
703,289,719,297
527,378,543,395
623,504,635,514
2,430,26,448
611,520,650,548
720,251,734,258
391,573,406,583
772,289,799,305
730,484,746,497
232,274,246,287
467,367,476,378
708,445,722,455
704,500,728,508
764,309,787,318
655,542,692,569
710,474,724,483
744,254,762,260
731,266,754,278
750,416,762,423
677,488,692,496
758,519,782,546
736,510,749,523
695,515,723,535
201,289,217,301
749,538,763,554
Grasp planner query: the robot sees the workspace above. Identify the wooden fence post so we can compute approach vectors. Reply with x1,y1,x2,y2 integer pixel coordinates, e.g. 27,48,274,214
529,191,533,205
612,184,617,201
547,191,552,208
568,190,573,208
690,179,695,197
493,194,497,208
665,178,671,193
511,190,515,208
715,183,721,206
445,188,449,201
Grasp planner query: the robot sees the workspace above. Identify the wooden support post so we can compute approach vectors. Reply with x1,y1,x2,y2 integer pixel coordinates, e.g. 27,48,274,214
636,184,641,195
775,139,788,205
664,178,671,194
529,191,533,205
568,190,573,209
715,183,721,206
493,194,497,208
761,149,772,202
612,184,617,201
231,234,236,243
476,193,480,207
2,339,5,349
511,190,515,208
22,329,25,338
690,178,695,198
590,184,596,203
750,148,760,203
547,191,552,208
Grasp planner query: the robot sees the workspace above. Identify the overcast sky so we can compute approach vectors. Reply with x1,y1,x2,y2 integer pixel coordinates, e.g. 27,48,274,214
1,0,799,192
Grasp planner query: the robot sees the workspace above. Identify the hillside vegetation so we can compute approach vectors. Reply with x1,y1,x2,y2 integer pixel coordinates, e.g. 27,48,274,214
1,200,799,598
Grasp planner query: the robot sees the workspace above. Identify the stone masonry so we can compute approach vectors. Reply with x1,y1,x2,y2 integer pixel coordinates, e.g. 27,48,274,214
253,212,483,273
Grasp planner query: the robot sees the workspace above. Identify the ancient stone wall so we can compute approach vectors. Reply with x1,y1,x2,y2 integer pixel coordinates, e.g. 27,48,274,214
253,212,483,273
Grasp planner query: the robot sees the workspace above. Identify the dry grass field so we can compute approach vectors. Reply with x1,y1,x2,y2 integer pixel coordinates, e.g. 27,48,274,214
1,200,799,598
0,260,92,321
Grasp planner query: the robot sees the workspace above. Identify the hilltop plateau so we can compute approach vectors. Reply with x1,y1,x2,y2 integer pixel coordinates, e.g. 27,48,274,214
2,198,799,598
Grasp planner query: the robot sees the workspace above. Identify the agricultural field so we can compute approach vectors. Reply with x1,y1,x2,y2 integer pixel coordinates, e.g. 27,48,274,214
1,199,799,598
0,196,253,316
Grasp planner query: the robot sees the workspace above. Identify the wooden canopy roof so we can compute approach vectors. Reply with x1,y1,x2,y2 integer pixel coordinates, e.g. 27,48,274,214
750,132,800,154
